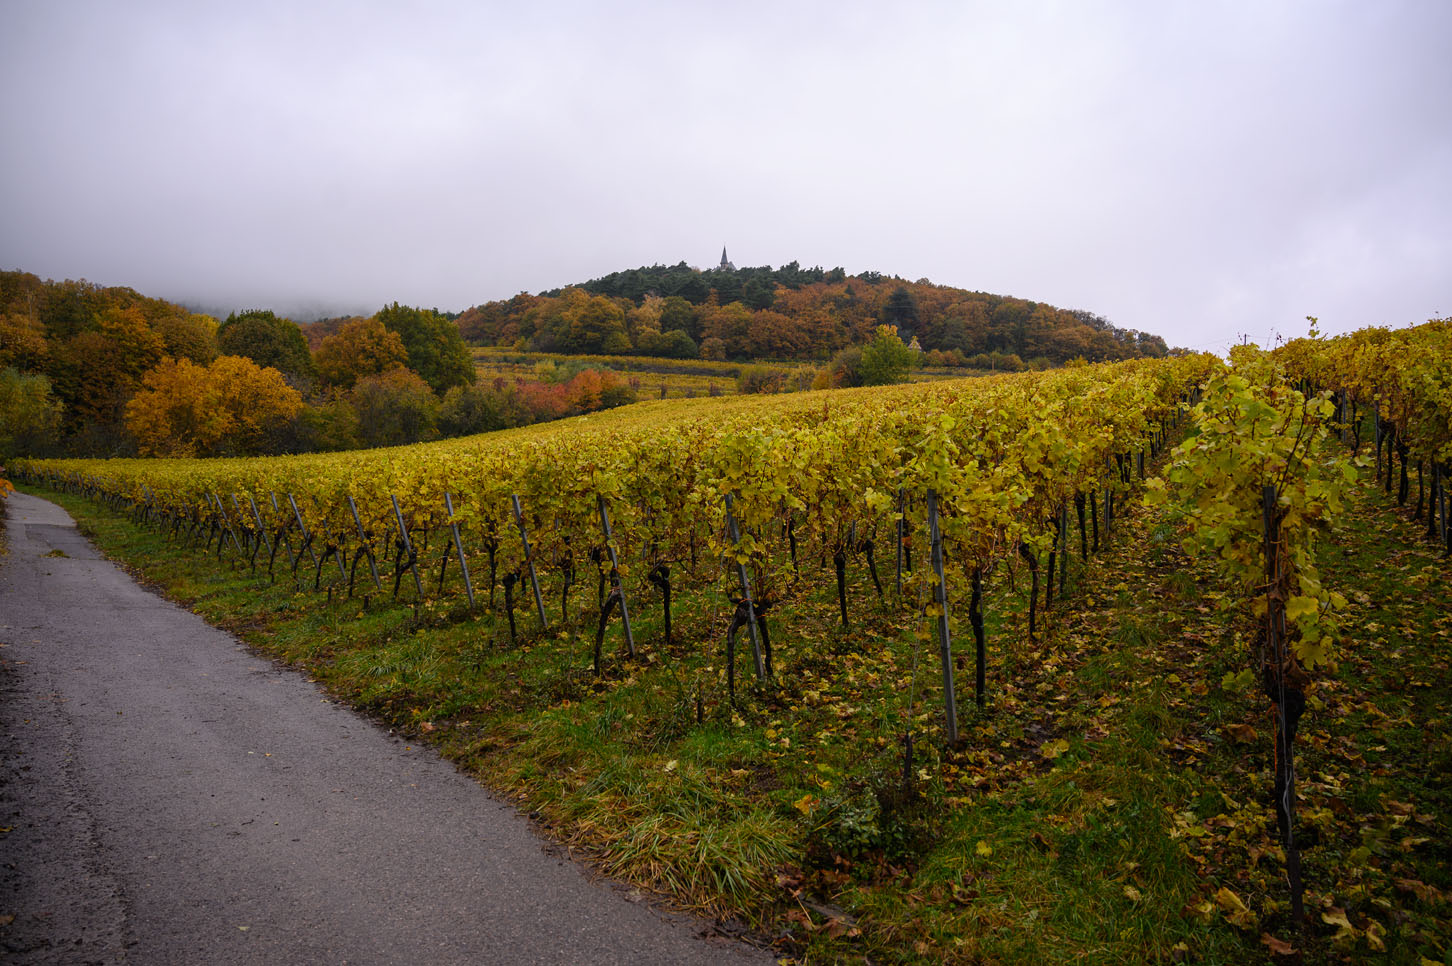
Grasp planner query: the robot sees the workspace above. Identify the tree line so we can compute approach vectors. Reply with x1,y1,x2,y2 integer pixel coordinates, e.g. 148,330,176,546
456,261,1170,366
0,272,636,460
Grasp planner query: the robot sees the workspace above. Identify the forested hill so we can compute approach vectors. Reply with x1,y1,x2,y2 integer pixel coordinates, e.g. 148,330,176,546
457,261,1171,365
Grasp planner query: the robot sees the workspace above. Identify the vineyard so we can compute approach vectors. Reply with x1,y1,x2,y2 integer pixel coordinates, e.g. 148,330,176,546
11,323,1450,964
471,346,994,399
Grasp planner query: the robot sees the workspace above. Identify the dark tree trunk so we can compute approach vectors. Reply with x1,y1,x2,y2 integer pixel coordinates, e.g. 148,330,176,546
502,572,518,644
648,564,672,646
1045,516,1059,611
1397,441,1411,505
594,589,621,676
1019,541,1039,642
1076,492,1088,560
861,538,884,602
834,548,849,627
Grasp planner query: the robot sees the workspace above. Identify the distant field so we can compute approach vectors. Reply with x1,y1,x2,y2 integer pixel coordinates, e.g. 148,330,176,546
471,346,984,396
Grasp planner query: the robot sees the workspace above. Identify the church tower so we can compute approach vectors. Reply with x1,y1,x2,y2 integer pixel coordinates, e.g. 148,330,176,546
719,247,735,271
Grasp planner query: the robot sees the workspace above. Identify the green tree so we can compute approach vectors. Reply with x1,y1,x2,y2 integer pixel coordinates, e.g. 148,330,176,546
350,367,440,447
742,276,776,310
281,397,360,453
218,310,315,384
0,367,63,457
375,303,474,393
857,324,916,386
881,285,919,331
658,296,698,339
639,329,697,359
439,382,515,437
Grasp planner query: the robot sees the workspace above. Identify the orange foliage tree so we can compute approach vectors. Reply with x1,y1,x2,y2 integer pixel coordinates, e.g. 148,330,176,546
125,355,303,457
315,317,410,390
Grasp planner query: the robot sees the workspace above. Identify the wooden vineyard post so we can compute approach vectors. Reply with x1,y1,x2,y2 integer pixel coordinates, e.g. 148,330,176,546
1263,484,1306,927
925,489,960,744
443,493,475,608
597,495,635,657
724,494,766,681
390,494,426,600
511,495,549,632
347,496,382,591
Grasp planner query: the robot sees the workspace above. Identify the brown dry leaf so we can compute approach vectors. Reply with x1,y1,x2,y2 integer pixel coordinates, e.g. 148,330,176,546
1260,932,1295,956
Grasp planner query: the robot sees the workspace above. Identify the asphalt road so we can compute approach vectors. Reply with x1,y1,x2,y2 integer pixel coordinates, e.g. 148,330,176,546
0,492,773,965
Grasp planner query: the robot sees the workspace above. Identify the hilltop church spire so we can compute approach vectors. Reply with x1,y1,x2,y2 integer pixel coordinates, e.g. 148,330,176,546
719,246,735,271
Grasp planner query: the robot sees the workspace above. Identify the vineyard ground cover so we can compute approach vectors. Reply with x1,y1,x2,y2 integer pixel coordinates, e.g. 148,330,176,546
14,449,1449,964
471,346,988,397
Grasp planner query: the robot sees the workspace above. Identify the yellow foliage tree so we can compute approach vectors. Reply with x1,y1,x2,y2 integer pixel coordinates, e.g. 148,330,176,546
125,355,303,457
314,317,409,390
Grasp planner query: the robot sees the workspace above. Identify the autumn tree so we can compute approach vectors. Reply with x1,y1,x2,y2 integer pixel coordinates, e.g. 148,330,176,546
699,302,754,358
124,355,303,457
627,294,665,347
314,316,410,390
152,309,219,364
747,309,813,359
0,313,50,371
559,291,629,354
375,303,474,393
218,310,315,384
51,305,166,427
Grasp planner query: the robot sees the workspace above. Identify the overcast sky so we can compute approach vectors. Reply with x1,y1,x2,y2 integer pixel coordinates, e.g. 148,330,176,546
3,0,1448,351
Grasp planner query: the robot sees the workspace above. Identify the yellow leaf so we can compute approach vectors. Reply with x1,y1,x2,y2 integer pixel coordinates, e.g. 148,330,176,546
793,793,817,814
1214,887,1256,929
1320,907,1355,942
1285,594,1319,622
975,840,993,857
1041,738,1070,759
